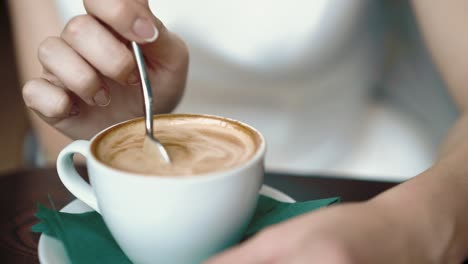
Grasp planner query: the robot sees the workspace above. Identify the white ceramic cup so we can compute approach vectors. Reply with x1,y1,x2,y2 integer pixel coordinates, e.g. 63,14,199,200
56,114,265,264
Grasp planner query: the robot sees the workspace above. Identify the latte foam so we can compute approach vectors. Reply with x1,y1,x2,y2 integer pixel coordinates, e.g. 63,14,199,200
94,115,259,176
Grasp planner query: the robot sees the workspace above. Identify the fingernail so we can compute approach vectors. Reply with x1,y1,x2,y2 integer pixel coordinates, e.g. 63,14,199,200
69,103,80,116
127,70,140,85
93,90,111,107
133,18,159,42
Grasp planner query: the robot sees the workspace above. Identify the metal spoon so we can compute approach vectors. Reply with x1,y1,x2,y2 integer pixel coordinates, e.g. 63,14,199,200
131,42,171,163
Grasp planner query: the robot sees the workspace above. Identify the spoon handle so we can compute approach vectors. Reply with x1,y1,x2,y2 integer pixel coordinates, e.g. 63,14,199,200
131,42,154,137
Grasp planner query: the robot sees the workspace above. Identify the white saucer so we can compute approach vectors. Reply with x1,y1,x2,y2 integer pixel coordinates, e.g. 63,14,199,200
38,185,294,264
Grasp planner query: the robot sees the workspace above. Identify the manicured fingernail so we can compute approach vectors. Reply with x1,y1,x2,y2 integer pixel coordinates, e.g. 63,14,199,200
93,90,111,107
127,70,140,85
133,18,158,42
69,103,80,116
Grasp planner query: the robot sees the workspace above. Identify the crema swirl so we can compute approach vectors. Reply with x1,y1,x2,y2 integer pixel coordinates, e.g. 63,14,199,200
94,115,259,176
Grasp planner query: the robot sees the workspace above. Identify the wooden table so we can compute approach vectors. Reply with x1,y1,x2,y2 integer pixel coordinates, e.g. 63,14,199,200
0,167,397,263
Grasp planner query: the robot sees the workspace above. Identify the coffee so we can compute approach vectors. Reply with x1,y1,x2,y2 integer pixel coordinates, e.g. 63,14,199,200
93,114,260,176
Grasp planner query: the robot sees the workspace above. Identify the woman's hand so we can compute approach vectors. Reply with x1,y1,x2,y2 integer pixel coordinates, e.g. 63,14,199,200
206,199,440,264
22,0,188,140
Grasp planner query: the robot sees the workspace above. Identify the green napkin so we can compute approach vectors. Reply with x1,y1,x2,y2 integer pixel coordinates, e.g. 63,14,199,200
33,195,340,264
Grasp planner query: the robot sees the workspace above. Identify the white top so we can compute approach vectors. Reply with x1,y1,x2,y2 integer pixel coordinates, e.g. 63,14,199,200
55,0,436,181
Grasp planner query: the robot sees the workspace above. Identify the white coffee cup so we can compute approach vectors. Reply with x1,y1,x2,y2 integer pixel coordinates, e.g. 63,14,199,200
56,114,265,264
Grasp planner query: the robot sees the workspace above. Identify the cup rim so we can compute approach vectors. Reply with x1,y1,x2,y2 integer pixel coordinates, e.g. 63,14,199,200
88,113,266,182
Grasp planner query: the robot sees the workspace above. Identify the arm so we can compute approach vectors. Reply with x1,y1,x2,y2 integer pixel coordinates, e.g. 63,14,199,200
383,0,468,260
411,0,468,156
209,2,468,263
8,0,72,164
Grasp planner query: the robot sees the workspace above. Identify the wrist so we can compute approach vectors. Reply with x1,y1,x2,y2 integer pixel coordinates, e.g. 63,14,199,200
369,194,441,263
371,165,466,263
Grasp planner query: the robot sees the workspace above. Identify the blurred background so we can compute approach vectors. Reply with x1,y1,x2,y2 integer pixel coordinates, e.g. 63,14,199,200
1,0,458,181
0,0,29,173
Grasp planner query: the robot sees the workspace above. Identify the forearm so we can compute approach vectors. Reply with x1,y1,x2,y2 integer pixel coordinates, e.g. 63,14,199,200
373,112,468,263
8,0,62,83
403,2,468,260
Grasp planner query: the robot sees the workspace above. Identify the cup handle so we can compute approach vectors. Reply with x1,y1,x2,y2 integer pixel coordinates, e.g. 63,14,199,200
56,140,100,213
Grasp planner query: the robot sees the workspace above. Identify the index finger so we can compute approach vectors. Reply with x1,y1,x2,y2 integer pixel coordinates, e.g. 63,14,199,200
83,0,162,43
